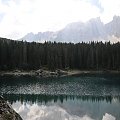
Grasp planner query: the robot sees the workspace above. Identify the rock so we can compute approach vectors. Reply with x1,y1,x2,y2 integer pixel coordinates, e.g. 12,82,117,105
35,69,43,75
0,96,23,120
0,69,68,77
56,69,68,76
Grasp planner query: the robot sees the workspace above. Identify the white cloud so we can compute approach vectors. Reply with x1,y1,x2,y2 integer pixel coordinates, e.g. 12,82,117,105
0,0,120,39
0,0,100,39
100,0,120,23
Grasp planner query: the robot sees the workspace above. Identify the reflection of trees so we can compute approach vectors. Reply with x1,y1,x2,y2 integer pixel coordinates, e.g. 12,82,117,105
2,94,120,104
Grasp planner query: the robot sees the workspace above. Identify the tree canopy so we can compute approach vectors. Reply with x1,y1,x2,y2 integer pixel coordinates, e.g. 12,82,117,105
0,38,120,71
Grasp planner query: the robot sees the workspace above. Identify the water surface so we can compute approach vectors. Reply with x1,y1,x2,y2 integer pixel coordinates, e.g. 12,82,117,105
0,73,120,120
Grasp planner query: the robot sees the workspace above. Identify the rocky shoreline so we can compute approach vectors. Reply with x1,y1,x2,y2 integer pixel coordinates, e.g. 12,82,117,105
0,96,23,120
0,69,68,77
0,69,120,77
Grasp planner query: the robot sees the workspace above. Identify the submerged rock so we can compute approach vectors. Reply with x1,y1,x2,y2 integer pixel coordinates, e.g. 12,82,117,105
0,96,23,120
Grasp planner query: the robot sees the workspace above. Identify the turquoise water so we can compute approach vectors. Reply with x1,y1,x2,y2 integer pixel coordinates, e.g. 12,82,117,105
0,74,120,120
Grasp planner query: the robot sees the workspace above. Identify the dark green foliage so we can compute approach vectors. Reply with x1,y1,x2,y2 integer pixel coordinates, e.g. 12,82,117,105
0,37,120,70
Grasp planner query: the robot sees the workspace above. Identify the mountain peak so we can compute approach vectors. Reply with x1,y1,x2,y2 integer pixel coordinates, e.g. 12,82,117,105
89,17,101,23
20,16,120,43
113,15,120,20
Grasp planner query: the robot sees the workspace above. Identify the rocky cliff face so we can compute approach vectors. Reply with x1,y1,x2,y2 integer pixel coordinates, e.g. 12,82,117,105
55,17,107,42
105,16,120,37
21,31,57,42
0,96,23,120
20,16,120,43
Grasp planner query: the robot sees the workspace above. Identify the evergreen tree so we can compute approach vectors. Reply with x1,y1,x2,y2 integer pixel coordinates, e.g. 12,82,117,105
0,37,120,71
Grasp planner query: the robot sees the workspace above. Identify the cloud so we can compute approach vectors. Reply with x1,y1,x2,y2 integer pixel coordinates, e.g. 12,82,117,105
86,0,104,13
0,0,100,39
1,0,11,5
0,13,5,22
99,0,120,23
0,0,120,39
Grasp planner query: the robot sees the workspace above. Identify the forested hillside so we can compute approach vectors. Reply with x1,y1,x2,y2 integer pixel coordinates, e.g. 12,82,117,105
0,37,120,70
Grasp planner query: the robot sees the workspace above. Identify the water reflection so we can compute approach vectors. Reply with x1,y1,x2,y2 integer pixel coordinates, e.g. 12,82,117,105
3,94,120,104
0,74,120,120
13,103,96,120
2,94,120,120
13,104,115,120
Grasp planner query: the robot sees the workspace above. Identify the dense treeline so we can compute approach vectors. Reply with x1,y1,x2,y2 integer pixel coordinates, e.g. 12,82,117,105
0,37,120,70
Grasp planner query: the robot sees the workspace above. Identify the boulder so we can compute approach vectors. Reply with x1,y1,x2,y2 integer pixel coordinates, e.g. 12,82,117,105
0,96,23,120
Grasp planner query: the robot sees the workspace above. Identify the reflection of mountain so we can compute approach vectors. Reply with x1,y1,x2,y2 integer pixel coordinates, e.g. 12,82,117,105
12,100,116,120
3,94,120,104
13,103,96,120
3,94,119,120
20,16,120,43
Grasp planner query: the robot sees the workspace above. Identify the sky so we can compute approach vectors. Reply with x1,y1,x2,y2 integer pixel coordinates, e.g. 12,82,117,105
0,0,120,39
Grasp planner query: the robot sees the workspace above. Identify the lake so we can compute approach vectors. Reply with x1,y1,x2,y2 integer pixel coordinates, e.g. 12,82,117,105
0,73,120,120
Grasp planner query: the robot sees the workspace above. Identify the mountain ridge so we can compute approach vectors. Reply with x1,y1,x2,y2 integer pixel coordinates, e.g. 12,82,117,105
20,16,120,43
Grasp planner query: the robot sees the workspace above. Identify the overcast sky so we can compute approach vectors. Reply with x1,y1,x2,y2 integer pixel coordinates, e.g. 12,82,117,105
0,0,120,39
